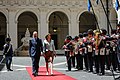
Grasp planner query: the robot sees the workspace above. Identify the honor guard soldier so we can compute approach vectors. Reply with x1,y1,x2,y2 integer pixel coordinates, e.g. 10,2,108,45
77,33,84,70
63,36,75,71
72,36,79,70
93,29,101,74
105,41,111,70
3,38,13,71
63,35,72,66
86,29,94,72
100,29,110,70
94,29,106,75
83,32,89,71
63,35,72,71
110,29,118,71
98,29,107,75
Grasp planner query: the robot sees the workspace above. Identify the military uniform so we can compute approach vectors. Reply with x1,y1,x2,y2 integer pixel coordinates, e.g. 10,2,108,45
64,36,74,71
77,34,83,70
109,32,118,71
86,29,94,72
83,32,89,71
3,38,13,71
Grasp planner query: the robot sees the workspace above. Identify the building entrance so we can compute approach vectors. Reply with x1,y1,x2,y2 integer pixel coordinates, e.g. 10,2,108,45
49,11,69,49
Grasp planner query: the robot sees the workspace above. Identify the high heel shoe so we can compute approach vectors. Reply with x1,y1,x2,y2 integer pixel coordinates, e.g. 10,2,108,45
51,72,53,75
46,72,49,75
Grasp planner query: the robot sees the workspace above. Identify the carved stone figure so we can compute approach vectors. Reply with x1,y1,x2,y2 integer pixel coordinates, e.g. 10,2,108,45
21,28,31,50
14,28,31,56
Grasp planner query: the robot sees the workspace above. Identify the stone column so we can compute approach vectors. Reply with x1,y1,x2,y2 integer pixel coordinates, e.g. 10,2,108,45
99,9,107,30
7,8,17,50
69,9,79,37
37,20,41,38
39,8,48,40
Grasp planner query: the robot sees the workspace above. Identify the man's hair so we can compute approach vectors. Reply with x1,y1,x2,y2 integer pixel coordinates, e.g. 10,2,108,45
32,31,38,37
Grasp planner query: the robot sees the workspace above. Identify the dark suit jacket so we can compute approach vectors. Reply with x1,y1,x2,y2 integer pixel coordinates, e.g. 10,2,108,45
3,43,13,57
29,38,43,57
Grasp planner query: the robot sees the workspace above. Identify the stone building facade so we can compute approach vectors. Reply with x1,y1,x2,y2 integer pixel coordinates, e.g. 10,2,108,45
0,0,118,50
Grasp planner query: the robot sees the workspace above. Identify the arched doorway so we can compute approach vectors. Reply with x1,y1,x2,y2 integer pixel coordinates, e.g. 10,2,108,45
17,11,38,47
79,11,97,33
49,11,69,49
0,12,7,50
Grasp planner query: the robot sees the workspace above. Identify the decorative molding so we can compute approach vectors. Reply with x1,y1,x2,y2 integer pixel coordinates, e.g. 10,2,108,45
69,8,79,12
0,0,113,7
6,8,17,12
39,8,48,12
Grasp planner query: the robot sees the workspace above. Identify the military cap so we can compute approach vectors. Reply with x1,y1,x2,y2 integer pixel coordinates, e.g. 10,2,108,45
101,28,107,35
5,38,11,42
87,29,93,34
79,33,83,38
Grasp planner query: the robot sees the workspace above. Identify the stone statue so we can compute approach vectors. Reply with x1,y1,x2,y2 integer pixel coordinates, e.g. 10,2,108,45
21,28,31,50
15,28,31,56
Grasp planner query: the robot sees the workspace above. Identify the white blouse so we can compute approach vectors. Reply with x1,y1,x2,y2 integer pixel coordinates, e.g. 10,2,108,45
43,39,55,52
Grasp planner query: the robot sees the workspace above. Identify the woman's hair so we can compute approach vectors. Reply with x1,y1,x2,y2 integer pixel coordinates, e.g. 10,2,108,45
45,33,51,40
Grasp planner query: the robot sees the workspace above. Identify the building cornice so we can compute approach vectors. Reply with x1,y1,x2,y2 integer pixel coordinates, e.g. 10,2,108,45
0,0,113,8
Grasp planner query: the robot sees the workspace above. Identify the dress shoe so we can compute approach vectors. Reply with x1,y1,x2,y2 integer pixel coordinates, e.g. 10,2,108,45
88,70,93,73
32,73,37,77
66,70,71,72
98,73,104,76
7,69,13,71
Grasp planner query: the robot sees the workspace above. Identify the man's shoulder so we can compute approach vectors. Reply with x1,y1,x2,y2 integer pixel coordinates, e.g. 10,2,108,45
38,38,42,42
4,44,7,47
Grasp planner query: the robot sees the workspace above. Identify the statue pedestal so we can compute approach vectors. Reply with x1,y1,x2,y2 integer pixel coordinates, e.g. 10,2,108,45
17,51,29,56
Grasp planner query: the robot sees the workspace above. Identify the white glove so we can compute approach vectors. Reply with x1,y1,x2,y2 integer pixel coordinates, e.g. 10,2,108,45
3,55,5,58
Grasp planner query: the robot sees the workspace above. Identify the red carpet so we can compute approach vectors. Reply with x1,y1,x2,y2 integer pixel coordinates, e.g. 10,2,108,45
26,67,76,80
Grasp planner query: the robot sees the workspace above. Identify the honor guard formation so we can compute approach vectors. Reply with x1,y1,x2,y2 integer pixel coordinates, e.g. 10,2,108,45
63,25,120,76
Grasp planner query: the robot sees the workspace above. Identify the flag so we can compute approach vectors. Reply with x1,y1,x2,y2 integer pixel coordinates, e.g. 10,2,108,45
96,0,99,4
116,0,119,11
88,0,92,11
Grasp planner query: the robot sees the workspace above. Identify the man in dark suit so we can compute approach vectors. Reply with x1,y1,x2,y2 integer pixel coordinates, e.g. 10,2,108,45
29,31,43,77
3,37,13,71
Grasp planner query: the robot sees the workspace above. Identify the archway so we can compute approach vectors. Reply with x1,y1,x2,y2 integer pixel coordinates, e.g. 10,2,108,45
49,11,69,49
0,12,7,50
17,11,38,47
79,11,97,33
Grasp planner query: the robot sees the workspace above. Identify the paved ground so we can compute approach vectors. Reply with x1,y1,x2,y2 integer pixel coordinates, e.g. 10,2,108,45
0,56,120,80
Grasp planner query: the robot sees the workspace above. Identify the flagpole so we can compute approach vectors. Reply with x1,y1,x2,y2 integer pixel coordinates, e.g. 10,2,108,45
106,0,109,34
97,1,116,79
89,0,100,31
99,0,113,35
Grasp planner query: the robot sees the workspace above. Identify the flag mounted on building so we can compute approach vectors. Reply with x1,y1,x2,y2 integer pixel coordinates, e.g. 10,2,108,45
88,0,92,11
116,0,119,11
96,0,99,4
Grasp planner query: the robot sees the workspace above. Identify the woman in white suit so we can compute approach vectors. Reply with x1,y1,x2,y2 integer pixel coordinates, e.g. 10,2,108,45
43,33,56,75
